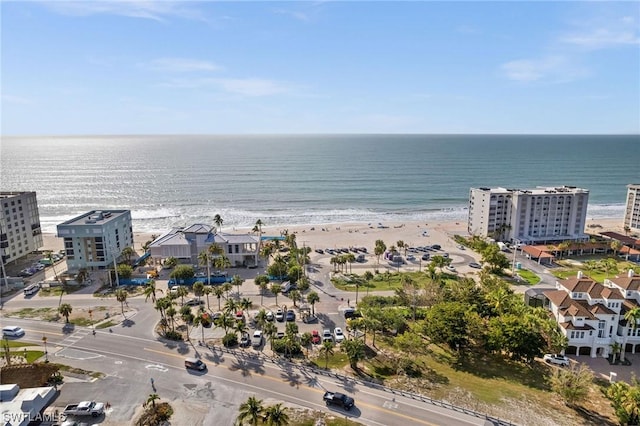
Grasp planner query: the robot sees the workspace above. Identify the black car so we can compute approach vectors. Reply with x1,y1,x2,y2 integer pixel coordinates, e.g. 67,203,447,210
323,391,355,410
421,253,430,261
431,244,442,250
315,249,324,254
286,310,295,321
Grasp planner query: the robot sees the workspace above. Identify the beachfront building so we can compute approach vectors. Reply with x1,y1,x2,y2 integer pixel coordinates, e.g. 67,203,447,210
0,192,43,264
148,223,260,267
624,184,640,233
57,210,133,272
468,186,589,244
544,270,640,359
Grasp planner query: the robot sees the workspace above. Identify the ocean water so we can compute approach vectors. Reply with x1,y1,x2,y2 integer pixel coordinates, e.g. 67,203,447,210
1,134,638,233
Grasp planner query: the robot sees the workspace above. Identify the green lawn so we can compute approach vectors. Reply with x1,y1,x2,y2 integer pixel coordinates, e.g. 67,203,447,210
552,260,637,282
515,268,540,285
1,350,45,363
311,351,350,370
332,270,452,292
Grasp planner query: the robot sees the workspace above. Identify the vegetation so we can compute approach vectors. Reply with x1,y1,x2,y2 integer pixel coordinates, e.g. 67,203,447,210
550,363,594,406
58,303,72,323
606,378,640,425
236,396,290,426
116,264,133,279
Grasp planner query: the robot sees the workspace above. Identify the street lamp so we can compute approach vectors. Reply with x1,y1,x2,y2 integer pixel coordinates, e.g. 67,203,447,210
42,335,48,362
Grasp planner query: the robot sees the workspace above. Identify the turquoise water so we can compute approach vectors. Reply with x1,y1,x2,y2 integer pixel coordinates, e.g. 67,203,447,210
1,134,638,232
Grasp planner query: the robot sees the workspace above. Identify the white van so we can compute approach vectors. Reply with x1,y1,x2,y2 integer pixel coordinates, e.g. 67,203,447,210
282,281,296,294
23,283,40,296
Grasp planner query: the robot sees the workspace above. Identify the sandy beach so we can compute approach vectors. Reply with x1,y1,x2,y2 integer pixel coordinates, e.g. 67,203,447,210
39,217,629,261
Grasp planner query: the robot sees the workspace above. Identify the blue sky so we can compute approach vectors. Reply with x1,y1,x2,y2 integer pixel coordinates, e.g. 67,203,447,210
2,1,639,135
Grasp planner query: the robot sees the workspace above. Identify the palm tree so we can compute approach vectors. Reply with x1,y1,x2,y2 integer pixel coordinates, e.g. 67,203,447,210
231,274,244,299
75,268,90,285
610,342,623,364
271,283,282,306
222,282,233,300
262,403,289,426
254,275,270,306
215,313,234,334
115,288,128,317
213,286,225,311
621,307,640,361
341,338,366,370
121,246,135,265
203,285,212,310
224,298,239,316
264,322,278,350
193,282,205,302
240,297,253,313
146,393,160,408
58,303,73,323
144,280,162,304
198,250,212,286
611,240,622,257
166,306,177,332
306,291,320,315
319,340,335,369
234,320,248,339
175,286,189,305
287,289,301,307
255,309,268,330
213,214,224,233
44,250,60,283
237,395,264,426
57,276,68,308
374,239,386,266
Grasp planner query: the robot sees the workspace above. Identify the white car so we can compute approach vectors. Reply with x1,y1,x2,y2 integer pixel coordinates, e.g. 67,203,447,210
333,327,345,343
252,330,263,347
445,265,457,272
322,329,333,343
2,326,25,338
543,353,570,366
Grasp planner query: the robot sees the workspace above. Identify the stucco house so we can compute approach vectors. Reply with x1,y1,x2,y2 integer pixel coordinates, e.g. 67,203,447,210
148,224,260,267
544,269,640,359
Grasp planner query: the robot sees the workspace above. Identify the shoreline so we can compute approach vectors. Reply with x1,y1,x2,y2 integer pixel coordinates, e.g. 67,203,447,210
39,217,630,255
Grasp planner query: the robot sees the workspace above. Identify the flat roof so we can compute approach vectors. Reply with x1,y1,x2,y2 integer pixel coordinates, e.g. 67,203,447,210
59,210,130,226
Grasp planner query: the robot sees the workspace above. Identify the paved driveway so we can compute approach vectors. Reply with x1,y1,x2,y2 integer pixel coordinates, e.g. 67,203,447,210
569,353,640,383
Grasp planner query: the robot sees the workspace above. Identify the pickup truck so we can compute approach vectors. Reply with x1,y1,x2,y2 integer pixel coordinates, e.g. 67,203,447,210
323,391,354,410
63,401,104,417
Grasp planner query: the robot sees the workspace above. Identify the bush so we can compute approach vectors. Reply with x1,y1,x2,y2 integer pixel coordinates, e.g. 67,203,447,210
163,330,182,341
222,333,237,347
272,339,302,355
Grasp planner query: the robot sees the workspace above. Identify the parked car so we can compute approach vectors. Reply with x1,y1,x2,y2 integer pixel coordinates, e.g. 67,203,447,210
469,262,482,269
315,249,324,254
184,298,203,306
239,333,251,347
2,326,25,338
286,310,295,322
265,311,274,322
322,329,333,343
543,354,570,366
431,244,442,250
445,265,457,272
421,253,430,261
311,330,321,344
252,330,263,347
333,327,345,343
275,308,285,322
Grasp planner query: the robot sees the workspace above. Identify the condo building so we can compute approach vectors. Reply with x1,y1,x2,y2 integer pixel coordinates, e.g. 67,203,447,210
57,210,133,271
624,184,640,233
0,192,43,264
468,186,589,244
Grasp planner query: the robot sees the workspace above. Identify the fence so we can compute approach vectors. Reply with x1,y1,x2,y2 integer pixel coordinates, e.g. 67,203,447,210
198,343,516,426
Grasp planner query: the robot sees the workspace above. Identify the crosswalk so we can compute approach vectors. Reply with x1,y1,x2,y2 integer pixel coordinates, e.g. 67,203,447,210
60,328,92,346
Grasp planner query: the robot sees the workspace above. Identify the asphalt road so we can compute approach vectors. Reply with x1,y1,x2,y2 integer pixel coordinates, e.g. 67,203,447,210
7,316,492,426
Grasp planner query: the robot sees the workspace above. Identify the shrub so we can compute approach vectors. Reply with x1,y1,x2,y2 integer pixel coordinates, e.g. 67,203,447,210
163,330,182,341
272,339,301,355
222,333,237,347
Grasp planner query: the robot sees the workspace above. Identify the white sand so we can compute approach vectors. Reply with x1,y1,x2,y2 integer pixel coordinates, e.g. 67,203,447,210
39,217,628,256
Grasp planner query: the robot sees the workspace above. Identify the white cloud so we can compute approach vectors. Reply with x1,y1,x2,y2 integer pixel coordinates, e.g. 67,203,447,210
560,15,640,49
147,58,222,72
500,56,588,83
42,0,206,22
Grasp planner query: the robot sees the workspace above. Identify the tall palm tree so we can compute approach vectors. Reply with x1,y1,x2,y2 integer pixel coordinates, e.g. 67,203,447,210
121,246,135,265
213,214,224,233
231,274,244,299
237,395,264,426
213,286,225,311
58,303,73,323
254,309,268,330
319,340,335,369
306,291,320,315
262,403,289,426
215,256,232,277
270,283,282,306
264,322,277,350
234,320,248,339
224,298,238,315
287,289,301,307
193,282,205,302
215,313,234,334
341,338,365,370
175,286,189,305
374,239,386,266
203,285,212,310
611,240,622,257
144,280,162,304
254,275,270,306
198,250,212,286
115,288,128,317
165,306,177,332
240,297,253,313
222,282,233,300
